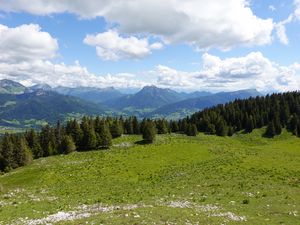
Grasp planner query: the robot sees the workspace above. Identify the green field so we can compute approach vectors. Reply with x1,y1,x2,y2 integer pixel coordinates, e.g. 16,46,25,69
0,129,299,224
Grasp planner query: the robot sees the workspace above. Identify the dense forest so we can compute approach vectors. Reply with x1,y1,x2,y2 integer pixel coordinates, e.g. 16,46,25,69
1,91,300,172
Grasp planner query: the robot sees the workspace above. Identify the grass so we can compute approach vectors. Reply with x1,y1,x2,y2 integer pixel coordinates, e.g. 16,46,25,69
0,129,299,224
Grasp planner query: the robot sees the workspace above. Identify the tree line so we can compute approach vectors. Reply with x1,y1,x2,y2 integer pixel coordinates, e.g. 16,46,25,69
1,91,300,172
0,116,183,172
186,91,300,138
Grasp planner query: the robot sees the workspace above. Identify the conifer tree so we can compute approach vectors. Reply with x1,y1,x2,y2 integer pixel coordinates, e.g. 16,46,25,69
61,135,76,154
25,129,42,159
132,116,140,134
14,135,32,167
0,134,14,170
66,119,83,147
216,120,228,137
186,124,198,136
40,125,57,156
265,121,275,137
142,121,156,143
97,121,112,148
80,118,97,151
110,120,123,138
170,120,179,133
156,119,168,134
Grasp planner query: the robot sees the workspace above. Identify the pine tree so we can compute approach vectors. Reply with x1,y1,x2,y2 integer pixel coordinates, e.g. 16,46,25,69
227,126,234,136
186,124,198,136
245,117,254,133
55,120,64,153
40,125,57,157
80,118,97,151
142,121,156,143
206,123,216,135
110,120,123,138
170,121,179,133
265,121,275,138
25,129,42,159
287,114,298,135
0,134,14,170
66,119,83,147
124,118,134,134
14,135,32,167
216,120,228,137
60,135,76,154
132,117,140,134
273,113,282,135
97,121,112,148
156,119,168,134
0,153,8,171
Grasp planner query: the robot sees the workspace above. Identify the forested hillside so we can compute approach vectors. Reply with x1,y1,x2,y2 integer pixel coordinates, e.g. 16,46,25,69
187,92,300,137
1,91,300,172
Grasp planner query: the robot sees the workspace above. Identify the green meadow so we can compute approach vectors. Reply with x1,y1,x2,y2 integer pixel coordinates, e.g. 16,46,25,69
0,129,299,224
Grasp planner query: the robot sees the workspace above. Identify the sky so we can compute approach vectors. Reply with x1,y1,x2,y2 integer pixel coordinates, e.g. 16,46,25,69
0,0,300,93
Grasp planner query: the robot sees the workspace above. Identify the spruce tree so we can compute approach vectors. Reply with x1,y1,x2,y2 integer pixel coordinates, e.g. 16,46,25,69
170,121,179,133
66,119,83,147
142,121,156,143
156,119,168,134
110,120,123,138
0,134,14,170
186,124,198,136
245,117,254,133
132,117,140,134
265,121,275,137
61,135,76,154
25,129,42,159
80,118,97,151
14,135,32,167
97,121,112,148
216,120,228,137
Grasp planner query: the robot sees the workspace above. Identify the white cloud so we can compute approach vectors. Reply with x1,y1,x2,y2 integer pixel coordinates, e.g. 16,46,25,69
152,52,300,92
0,23,58,63
275,11,296,45
295,0,300,20
0,0,274,50
269,5,276,11
84,30,163,61
274,0,300,45
0,51,299,93
0,60,147,89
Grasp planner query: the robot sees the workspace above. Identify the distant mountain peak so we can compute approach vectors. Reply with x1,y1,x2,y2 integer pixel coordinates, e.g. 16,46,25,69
0,79,25,87
0,79,27,94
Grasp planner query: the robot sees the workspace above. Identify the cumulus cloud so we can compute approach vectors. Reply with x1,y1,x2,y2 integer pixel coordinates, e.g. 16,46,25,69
153,52,300,92
0,60,147,88
0,0,274,50
84,30,163,61
295,0,300,20
0,51,299,92
274,0,300,44
0,23,58,63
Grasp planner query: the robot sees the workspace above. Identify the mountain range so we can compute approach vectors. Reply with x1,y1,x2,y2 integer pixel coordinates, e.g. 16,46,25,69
0,79,262,127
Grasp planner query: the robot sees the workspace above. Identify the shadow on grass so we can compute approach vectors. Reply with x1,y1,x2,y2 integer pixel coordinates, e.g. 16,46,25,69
135,140,153,145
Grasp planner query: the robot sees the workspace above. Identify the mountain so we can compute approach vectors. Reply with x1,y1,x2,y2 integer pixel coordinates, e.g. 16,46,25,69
0,90,106,127
105,85,185,110
179,91,212,99
0,79,27,94
30,83,52,91
149,89,262,119
54,86,124,103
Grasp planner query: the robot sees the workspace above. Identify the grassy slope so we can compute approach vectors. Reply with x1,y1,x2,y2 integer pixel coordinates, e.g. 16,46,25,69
0,129,299,224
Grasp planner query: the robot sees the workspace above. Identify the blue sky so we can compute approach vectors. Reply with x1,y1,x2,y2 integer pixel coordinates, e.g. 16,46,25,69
0,0,300,93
